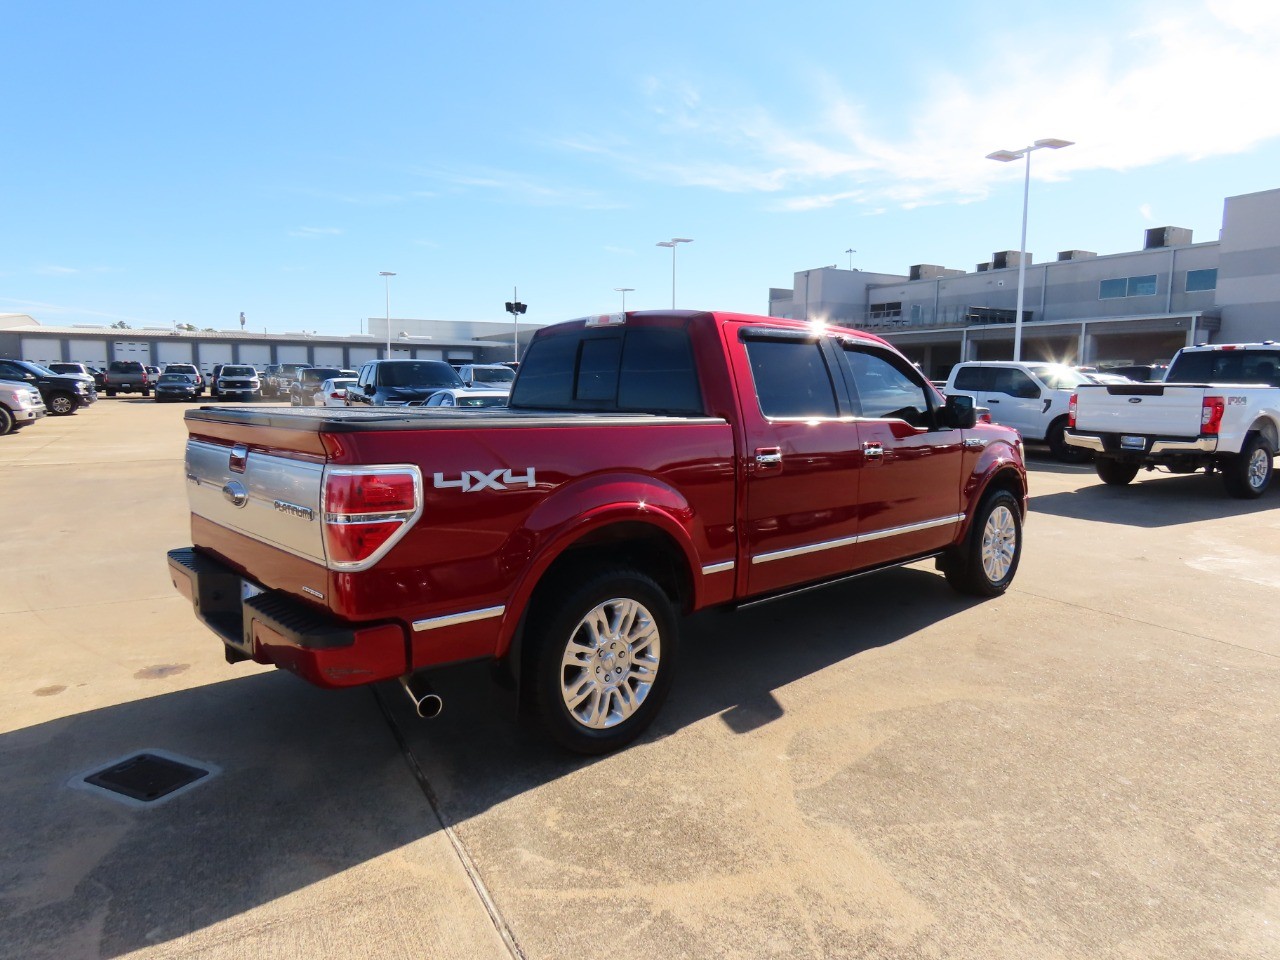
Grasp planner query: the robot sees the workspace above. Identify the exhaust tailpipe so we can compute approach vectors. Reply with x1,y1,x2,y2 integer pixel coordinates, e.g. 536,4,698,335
399,674,444,719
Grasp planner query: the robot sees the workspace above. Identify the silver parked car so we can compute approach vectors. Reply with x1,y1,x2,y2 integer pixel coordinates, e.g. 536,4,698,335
0,379,48,434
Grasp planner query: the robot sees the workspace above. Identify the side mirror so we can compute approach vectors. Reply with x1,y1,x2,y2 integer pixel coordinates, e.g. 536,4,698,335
943,393,978,429
364,383,375,395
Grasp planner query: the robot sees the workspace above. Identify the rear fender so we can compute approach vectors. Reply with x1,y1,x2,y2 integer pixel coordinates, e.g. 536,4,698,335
493,473,701,659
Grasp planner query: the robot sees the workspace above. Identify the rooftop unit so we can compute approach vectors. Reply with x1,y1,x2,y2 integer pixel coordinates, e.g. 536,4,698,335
909,264,967,281
1144,226,1193,249
991,250,1030,270
1057,250,1097,261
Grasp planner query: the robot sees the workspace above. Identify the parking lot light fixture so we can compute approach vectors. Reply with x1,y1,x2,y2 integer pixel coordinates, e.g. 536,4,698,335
986,139,1074,362
656,238,693,308
378,272,396,357
614,287,634,312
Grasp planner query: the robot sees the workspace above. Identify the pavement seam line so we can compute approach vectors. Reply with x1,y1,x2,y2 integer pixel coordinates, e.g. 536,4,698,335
371,685,527,960
1011,586,1280,661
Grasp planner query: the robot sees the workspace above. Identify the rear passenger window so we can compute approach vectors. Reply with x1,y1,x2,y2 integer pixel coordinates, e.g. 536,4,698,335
952,367,989,391
575,338,622,401
743,338,838,419
991,368,1040,398
617,327,701,413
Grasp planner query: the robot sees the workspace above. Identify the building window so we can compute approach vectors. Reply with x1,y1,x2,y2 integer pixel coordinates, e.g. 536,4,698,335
1099,275,1158,299
1186,268,1217,292
868,301,902,319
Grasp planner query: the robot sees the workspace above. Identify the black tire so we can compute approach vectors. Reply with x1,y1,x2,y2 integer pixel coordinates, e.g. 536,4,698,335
0,405,13,435
1222,433,1274,499
47,392,76,415
1047,418,1090,462
142,388,151,397
105,389,116,397
531,567,679,754
1095,458,1141,486
944,489,1022,597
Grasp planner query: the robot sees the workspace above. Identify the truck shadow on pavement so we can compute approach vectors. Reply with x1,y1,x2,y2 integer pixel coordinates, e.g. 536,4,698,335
2,567,979,958
1030,470,1278,527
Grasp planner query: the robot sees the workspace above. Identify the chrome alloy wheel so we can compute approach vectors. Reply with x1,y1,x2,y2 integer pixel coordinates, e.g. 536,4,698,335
981,505,1018,583
1247,447,1270,490
560,597,661,729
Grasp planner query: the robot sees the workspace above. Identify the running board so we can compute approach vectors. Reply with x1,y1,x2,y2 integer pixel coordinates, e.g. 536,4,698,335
731,551,946,611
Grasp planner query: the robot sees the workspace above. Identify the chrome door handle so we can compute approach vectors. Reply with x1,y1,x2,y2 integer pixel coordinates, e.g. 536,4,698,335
754,447,782,469
863,441,884,459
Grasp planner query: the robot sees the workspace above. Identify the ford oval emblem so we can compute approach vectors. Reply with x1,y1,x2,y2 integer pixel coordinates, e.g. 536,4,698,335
222,480,249,507
1128,397,1142,403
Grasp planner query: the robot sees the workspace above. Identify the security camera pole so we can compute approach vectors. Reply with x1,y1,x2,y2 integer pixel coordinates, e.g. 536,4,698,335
505,289,527,362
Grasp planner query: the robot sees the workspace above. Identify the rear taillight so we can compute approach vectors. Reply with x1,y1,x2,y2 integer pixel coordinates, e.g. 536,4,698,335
1068,393,1078,429
1201,396,1225,435
322,467,422,569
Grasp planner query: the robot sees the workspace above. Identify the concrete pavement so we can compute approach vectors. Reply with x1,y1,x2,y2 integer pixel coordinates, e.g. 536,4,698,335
1,398,1276,959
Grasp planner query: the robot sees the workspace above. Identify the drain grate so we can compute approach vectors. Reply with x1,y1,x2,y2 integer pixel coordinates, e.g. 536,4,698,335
74,750,218,807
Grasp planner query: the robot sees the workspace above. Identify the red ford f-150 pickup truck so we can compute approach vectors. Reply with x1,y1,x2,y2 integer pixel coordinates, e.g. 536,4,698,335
168,310,1028,753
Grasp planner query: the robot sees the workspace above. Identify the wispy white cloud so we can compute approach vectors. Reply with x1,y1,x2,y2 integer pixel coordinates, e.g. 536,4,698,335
1139,204,1156,222
288,226,343,238
565,0,1280,212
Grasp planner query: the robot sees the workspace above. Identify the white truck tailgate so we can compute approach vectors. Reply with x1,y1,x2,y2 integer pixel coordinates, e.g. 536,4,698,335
1074,383,1207,437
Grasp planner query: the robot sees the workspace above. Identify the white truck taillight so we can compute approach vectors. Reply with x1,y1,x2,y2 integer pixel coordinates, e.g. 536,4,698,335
1201,396,1225,435
1068,393,1078,428
322,466,423,569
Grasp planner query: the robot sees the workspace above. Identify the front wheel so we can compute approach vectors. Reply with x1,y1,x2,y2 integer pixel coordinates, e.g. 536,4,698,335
1096,458,1140,486
48,392,76,415
944,490,1023,597
1222,433,1274,499
532,568,678,754
0,405,13,435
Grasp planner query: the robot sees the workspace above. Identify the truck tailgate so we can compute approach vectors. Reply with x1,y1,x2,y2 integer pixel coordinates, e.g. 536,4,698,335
1074,383,1207,437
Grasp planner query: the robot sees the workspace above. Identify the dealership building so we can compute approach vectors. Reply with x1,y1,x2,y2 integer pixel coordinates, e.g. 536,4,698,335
768,186,1280,378
0,315,536,374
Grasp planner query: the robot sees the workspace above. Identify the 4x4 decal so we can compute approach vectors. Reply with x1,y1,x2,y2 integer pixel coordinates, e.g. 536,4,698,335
433,468,537,493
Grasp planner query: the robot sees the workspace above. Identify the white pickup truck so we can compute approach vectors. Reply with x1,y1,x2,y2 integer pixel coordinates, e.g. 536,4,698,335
1065,342,1280,498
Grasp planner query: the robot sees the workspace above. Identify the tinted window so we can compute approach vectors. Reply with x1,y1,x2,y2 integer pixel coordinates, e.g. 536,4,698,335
470,367,515,384
844,348,930,426
511,334,579,406
222,366,255,376
1185,268,1217,292
1128,275,1157,297
109,361,144,373
952,366,990,391
378,361,461,388
575,338,622,401
1167,350,1280,387
617,327,702,413
1099,279,1127,299
744,338,838,419
991,368,1039,398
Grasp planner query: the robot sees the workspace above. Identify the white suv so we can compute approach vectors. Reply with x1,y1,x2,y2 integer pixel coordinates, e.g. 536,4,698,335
945,361,1093,460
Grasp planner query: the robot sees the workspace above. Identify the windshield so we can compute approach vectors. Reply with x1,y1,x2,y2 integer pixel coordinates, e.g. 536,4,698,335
22,361,56,376
471,367,516,384
159,373,192,383
304,367,342,382
1024,364,1091,390
380,361,463,388
221,366,256,377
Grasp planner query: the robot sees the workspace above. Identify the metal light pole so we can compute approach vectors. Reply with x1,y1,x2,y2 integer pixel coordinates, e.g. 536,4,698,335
379,271,396,357
614,287,634,312
655,238,693,308
845,248,856,270
505,289,527,362
986,139,1073,361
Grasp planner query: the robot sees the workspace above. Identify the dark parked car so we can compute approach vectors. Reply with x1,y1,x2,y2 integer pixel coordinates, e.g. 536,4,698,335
346,359,464,407
103,360,151,396
290,367,346,406
266,363,311,399
154,373,203,402
0,358,97,415
163,363,205,394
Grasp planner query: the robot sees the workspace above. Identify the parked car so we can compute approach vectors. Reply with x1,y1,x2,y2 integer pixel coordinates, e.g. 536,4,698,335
47,362,94,379
212,364,261,401
167,308,1026,754
456,363,517,393
346,359,465,407
0,379,47,434
317,377,358,407
944,360,1093,460
146,366,162,381
163,363,205,394
1104,363,1169,382
290,367,347,406
103,360,152,397
419,387,509,408
0,358,98,414
267,363,312,399
154,373,203,402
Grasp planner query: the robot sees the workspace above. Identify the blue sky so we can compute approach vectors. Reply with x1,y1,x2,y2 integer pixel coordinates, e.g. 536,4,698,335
4,0,1279,335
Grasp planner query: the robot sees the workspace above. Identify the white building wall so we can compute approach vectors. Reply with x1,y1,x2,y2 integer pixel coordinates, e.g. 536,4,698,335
312,346,344,365
275,344,309,363
348,346,379,366
237,343,272,366
21,337,59,365
196,343,233,374
155,341,194,365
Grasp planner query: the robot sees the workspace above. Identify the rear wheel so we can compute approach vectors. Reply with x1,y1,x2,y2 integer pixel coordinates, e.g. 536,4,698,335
1222,433,1274,499
532,567,678,754
944,489,1022,597
1095,458,1140,486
